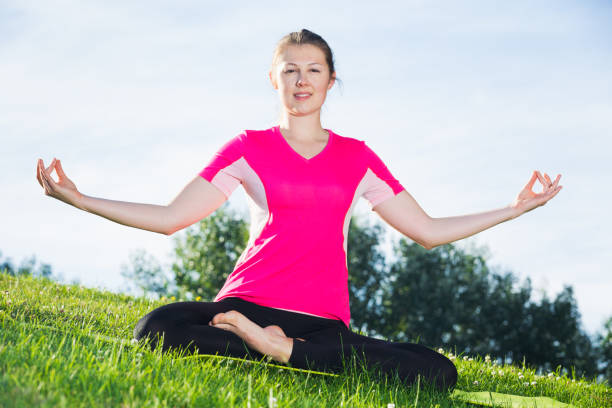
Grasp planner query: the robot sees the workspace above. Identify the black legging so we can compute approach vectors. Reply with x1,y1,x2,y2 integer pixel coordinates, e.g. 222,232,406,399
133,297,457,391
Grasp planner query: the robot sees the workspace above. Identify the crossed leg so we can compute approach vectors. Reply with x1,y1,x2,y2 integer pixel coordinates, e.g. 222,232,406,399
210,309,457,391
208,310,305,363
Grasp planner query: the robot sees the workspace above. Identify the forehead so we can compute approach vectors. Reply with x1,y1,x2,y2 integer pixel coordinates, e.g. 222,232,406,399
276,44,327,66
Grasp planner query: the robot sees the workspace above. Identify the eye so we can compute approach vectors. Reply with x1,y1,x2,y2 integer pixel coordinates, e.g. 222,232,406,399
310,69,320,72
284,69,295,73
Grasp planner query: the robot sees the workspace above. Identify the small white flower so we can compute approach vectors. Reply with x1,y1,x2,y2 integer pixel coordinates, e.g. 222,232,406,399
518,374,524,379
531,381,537,386
468,357,473,361
498,370,504,376
548,373,554,378
523,382,529,386
473,381,479,385
556,376,561,381
463,356,469,361
438,348,444,354
387,404,395,408
131,339,138,344
484,355,491,362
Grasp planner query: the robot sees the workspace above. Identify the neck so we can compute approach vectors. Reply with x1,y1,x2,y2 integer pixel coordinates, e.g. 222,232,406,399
277,110,326,142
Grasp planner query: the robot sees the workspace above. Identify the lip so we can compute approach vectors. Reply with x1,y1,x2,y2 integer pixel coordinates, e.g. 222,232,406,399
294,93,312,100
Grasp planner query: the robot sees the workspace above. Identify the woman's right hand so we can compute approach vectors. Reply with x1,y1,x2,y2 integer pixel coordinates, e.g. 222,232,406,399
36,158,83,208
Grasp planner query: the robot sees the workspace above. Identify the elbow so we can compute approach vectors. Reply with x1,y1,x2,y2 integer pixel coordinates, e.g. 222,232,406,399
422,241,434,251
405,234,433,250
419,218,435,250
164,223,176,236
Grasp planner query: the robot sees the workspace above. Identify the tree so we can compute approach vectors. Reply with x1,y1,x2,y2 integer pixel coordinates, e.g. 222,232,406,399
518,286,599,377
120,248,173,299
170,203,249,301
0,250,57,280
374,239,493,350
373,238,600,379
598,315,612,384
346,215,387,334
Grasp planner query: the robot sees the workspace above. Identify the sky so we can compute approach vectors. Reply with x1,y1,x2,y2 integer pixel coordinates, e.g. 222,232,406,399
1,0,611,336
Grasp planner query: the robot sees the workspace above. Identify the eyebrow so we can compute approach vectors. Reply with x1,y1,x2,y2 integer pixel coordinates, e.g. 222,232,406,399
285,62,323,66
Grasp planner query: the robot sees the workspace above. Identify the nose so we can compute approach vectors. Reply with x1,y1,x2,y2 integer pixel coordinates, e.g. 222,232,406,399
296,74,308,87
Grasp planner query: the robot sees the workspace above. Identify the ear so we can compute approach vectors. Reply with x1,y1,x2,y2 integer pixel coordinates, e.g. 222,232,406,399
269,70,278,90
327,72,336,90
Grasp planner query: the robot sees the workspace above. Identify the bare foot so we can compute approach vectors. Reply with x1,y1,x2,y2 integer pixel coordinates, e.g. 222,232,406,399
208,310,303,363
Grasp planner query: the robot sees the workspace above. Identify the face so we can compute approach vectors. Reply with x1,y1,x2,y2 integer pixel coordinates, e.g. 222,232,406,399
269,44,336,117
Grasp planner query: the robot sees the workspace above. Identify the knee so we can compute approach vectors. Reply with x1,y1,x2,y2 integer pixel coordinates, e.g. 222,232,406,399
132,308,174,347
435,356,458,392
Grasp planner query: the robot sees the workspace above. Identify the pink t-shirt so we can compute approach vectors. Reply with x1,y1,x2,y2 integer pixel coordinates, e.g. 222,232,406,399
199,125,405,328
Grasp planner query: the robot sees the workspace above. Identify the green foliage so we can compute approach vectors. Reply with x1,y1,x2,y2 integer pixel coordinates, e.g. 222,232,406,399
0,249,57,281
346,215,386,333
376,239,600,380
598,315,612,384
376,240,494,348
169,203,249,301
120,249,172,299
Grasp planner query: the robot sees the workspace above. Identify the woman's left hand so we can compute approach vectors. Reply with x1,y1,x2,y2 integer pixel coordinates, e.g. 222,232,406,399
511,170,563,217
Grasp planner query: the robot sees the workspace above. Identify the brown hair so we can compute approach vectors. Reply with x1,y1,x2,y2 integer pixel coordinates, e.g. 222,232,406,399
271,29,340,85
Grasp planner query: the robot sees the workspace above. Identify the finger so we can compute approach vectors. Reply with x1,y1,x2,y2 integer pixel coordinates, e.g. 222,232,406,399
36,160,44,187
535,171,548,189
41,163,56,187
526,171,538,190
545,187,562,201
544,173,553,188
40,165,53,194
552,174,561,188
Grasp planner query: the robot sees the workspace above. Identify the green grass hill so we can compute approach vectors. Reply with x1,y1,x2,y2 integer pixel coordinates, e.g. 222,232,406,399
1,273,609,407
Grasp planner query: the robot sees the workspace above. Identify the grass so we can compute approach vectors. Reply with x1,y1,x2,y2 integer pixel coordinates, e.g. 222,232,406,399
0,273,609,408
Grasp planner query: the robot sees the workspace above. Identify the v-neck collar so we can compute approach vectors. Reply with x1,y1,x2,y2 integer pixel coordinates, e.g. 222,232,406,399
273,125,334,163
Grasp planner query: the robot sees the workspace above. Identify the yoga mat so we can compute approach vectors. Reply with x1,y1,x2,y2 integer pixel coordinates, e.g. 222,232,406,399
3,318,578,407
450,390,577,408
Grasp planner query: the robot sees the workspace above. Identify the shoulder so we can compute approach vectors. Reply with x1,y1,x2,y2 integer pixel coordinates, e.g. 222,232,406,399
330,129,382,164
329,129,367,153
237,126,277,144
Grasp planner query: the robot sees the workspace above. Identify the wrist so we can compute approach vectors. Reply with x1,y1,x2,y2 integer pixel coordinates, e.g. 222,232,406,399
507,203,523,220
73,192,86,211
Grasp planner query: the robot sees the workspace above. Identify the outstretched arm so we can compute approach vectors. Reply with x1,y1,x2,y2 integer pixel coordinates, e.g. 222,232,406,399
373,170,563,250
36,158,226,236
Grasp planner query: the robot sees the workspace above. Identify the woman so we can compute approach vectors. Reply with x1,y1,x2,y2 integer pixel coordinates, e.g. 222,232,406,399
36,29,562,392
